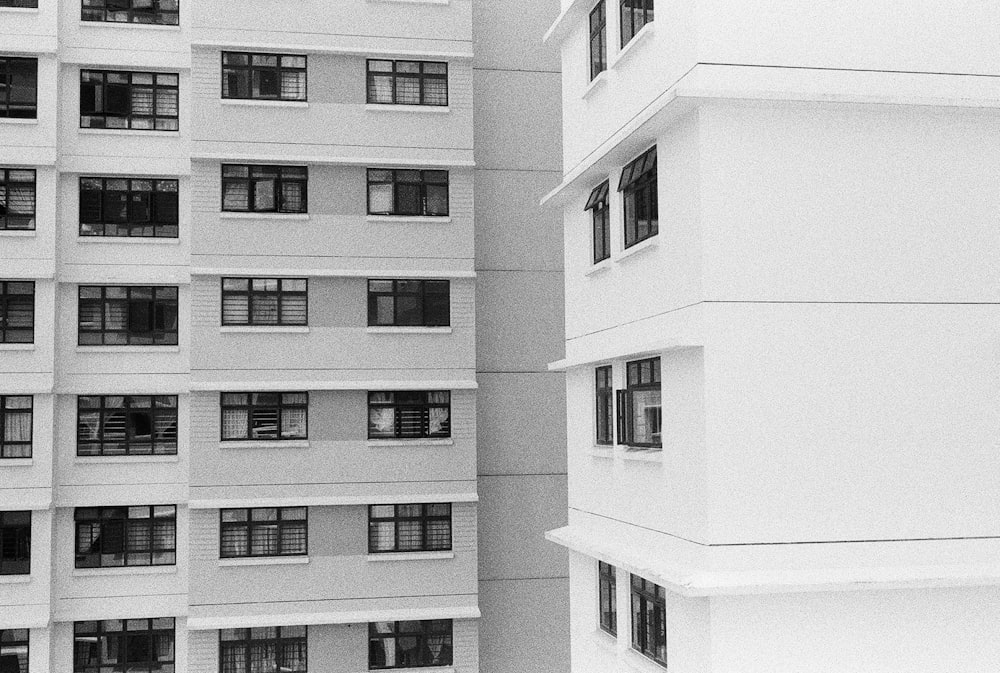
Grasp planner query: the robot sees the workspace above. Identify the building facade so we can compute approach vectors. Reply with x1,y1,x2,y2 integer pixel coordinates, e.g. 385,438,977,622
543,2,1000,672
0,1,567,672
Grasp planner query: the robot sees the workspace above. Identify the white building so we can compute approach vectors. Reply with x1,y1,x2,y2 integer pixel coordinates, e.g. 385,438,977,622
543,2,1000,672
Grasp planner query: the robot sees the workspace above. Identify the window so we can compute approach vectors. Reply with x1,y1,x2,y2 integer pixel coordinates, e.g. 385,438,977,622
595,367,613,446
630,575,666,666
368,503,451,553
598,561,617,635
366,60,448,106
221,278,307,326
221,164,307,214
0,396,31,459
368,620,452,670
80,70,179,131
618,146,657,248
222,52,306,101
589,2,607,79
219,626,307,673
82,0,179,25
74,505,177,568
0,57,36,119
585,180,610,263
0,281,33,344
78,285,178,346
367,280,449,327
616,357,661,448
220,392,307,441
368,391,450,440
366,169,448,217
0,511,30,575
79,178,179,238
0,0,38,7
0,629,28,673
220,507,307,558
0,169,36,231
74,618,175,673
620,0,653,47
77,396,178,456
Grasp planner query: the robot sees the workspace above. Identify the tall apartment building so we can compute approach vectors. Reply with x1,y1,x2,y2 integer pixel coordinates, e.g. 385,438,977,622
543,2,1000,672
0,1,567,672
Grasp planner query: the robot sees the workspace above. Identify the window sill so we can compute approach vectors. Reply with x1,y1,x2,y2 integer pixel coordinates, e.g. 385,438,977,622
218,556,309,567
366,326,452,334
365,215,452,224
0,6,40,13
73,565,177,577
0,118,38,125
613,235,658,263
582,70,609,99
0,230,36,237
366,438,454,447
0,458,34,466
624,647,668,672
76,346,180,353
364,104,451,113
74,455,179,464
585,445,614,459
367,0,450,5
77,236,180,245
583,259,612,277
219,212,310,221
78,128,179,137
0,575,31,584
0,344,34,351
620,447,663,463
79,21,181,31
221,99,309,108
611,23,655,70
219,326,310,333
219,440,310,450
367,551,455,562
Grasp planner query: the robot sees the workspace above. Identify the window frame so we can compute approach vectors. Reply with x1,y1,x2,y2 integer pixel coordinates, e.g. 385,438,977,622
0,168,36,231
0,281,34,344
0,511,30,576
366,168,449,217
220,277,308,327
616,356,662,449
78,177,179,238
219,507,308,559
598,560,617,635
74,505,177,569
368,503,452,554
0,628,29,673
0,396,32,459
218,626,308,673
81,0,179,25
79,69,180,131
221,51,307,101
367,391,451,440
219,392,308,442
594,366,613,446
585,180,610,263
630,574,667,666
368,620,453,670
619,0,653,47
0,57,37,119
77,285,179,346
618,146,657,249
365,59,448,107
76,395,178,457
0,0,38,6
220,164,308,214
367,279,450,327
73,618,175,673
589,1,607,80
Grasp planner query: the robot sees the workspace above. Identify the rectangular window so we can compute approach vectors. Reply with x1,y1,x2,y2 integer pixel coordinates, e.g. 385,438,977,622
598,561,617,635
221,278,307,326
630,575,666,666
368,503,451,553
0,1,39,6
0,629,28,673
620,0,653,47
80,70,179,131
73,618,175,673
79,177,179,238
77,395,178,457
220,392,307,441
367,279,449,327
221,164,307,213
81,0,179,25
368,620,452,670
595,367,613,446
368,391,450,440
0,281,34,344
585,180,610,263
366,60,448,106
219,626,307,673
0,57,37,119
77,285,178,346
0,169,36,231
618,146,657,248
74,505,177,568
222,52,307,101
219,507,307,558
1,396,32,459
590,1,607,79
0,511,30,575
366,169,449,217
616,357,661,448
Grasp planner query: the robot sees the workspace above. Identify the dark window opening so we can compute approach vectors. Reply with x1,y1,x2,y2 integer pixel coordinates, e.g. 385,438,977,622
368,391,450,440
366,60,448,106
73,618,175,673
0,57,37,119
74,505,176,568
616,356,661,448
368,620,452,670
77,285,178,346
77,395,177,456
220,392,307,441
620,0,653,47
0,281,33,344
630,575,666,666
222,52,306,101
618,146,657,248
79,177,178,237
80,70,179,131
220,507,307,558
367,169,448,217
0,512,30,576
585,180,610,263
221,164,307,213
367,279,449,327
0,169,36,231
219,626,307,673
595,366,613,445
221,278,307,326
368,503,452,553
599,561,617,635
590,2,607,79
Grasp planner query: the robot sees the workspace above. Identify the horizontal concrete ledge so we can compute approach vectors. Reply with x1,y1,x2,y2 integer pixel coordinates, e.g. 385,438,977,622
191,267,475,279
219,326,310,333
218,212,310,220
0,575,31,584
72,565,177,577
219,440,311,450
190,151,474,168
190,40,473,61
190,492,478,510
76,346,181,353
187,605,479,631
0,344,35,351
0,374,54,395
366,438,455,448
549,342,699,371
220,99,309,108
74,455,179,464
365,215,452,224
0,488,50,511
0,230,36,237
190,379,477,392
366,326,453,334
364,104,451,114
367,551,455,562
0,608,50,630
218,556,310,567
76,236,181,245
0,458,34,467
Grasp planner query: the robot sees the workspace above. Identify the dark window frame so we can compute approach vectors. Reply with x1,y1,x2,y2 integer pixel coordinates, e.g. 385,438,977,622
630,574,667,666
219,392,308,442
221,52,307,101
366,169,449,217
0,168,36,231
74,505,177,569
0,511,30,576
616,356,661,449
0,0,38,6
595,366,613,446
218,626,307,673
77,285,179,346
79,177,179,238
0,281,34,344
219,507,308,558
368,503,452,553
589,1,607,80
0,57,37,119
620,0,653,47
73,618,175,673
367,391,451,440
79,69,180,131
368,620,453,670
0,628,29,673
599,560,617,635
81,0,179,25
367,279,450,327
76,395,178,457
220,277,308,327
618,146,657,249
366,59,448,107
220,164,308,214
585,180,610,263
0,395,32,459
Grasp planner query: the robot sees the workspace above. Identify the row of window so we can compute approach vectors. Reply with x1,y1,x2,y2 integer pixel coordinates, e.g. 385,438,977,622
596,356,662,449
589,0,654,80
586,144,658,262
599,562,667,667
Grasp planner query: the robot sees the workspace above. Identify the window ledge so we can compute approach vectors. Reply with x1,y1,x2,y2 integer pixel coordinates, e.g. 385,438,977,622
79,21,181,31
613,236,658,263
0,575,31,584
585,445,614,459
74,455,179,464
582,70,609,99
0,458,34,466
611,23,655,70
219,212,310,220
0,230,36,237
219,440,310,450
77,236,180,245
366,438,454,447
0,6,40,13
366,326,452,334
78,128,179,137
219,556,309,567
624,647,668,672
620,448,663,463
368,0,450,5
365,215,452,224
364,104,451,113
221,99,309,108
76,346,181,353
73,565,177,577
367,551,455,562
583,259,612,277
0,118,38,125
0,344,34,351
220,326,310,333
